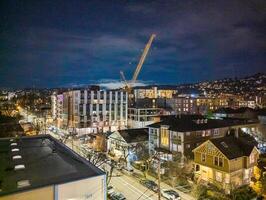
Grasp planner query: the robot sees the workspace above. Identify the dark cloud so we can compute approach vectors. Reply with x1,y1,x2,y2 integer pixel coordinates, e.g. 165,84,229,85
0,0,265,88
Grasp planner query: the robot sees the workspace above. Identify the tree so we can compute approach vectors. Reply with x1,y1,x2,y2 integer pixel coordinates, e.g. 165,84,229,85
79,146,114,186
192,184,208,199
0,102,16,116
230,186,257,200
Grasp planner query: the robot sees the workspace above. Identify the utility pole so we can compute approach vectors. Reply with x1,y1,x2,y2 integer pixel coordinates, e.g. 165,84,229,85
71,128,74,150
44,112,47,135
157,152,161,200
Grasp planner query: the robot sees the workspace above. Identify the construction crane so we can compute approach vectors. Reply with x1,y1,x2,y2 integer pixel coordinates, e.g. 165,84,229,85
120,34,156,93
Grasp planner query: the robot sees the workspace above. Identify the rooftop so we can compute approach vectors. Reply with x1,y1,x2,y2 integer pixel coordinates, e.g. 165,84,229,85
148,115,257,132
214,107,255,114
210,134,258,159
118,128,149,143
0,135,104,196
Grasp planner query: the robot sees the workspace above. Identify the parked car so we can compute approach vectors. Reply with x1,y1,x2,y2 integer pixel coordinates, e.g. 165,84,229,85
161,189,181,200
110,192,126,200
139,179,159,192
123,166,134,172
107,185,115,196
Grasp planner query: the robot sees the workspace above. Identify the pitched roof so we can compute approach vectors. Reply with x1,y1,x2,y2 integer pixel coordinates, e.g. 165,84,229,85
118,128,148,143
148,115,255,132
210,135,257,159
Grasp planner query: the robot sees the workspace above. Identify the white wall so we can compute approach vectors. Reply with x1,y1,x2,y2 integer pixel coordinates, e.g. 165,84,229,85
55,175,106,200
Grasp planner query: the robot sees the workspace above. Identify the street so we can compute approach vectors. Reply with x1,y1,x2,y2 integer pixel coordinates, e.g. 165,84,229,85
110,171,158,200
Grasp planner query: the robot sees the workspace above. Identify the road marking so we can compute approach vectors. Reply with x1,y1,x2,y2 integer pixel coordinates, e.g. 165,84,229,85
116,176,154,200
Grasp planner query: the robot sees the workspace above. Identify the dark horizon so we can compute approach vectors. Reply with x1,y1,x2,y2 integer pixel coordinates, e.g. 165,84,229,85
1,0,266,88
0,71,264,90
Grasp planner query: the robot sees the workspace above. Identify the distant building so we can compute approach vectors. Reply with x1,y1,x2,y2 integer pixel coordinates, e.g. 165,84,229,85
193,135,259,193
61,89,128,134
51,93,64,128
148,115,258,166
134,86,177,99
213,107,257,119
0,135,106,200
158,96,228,115
257,109,266,125
128,98,171,128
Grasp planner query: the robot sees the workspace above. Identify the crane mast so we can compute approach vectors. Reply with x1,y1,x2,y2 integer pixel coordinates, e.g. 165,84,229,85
120,34,156,92
131,34,156,84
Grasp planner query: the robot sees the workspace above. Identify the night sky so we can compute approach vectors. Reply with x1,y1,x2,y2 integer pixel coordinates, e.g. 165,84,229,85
0,0,266,88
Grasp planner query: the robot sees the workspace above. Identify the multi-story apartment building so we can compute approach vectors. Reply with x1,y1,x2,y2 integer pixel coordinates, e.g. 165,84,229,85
128,98,171,128
62,89,128,134
158,96,228,115
51,93,64,128
128,107,162,128
193,135,259,193
148,115,258,166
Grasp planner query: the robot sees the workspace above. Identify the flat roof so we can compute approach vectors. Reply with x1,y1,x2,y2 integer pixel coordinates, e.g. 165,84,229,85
148,115,258,132
0,135,104,197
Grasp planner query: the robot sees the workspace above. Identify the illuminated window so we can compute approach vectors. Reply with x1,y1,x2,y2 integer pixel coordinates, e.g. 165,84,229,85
215,171,222,182
243,169,249,179
250,153,255,164
225,174,230,184
160,127,169,147
201,153,206,162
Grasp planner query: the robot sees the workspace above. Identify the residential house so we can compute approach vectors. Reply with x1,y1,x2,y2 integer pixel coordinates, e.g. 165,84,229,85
193,134,259,193
107,128,149,166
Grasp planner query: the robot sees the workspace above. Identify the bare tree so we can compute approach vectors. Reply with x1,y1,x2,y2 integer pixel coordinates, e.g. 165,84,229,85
79,146,115,186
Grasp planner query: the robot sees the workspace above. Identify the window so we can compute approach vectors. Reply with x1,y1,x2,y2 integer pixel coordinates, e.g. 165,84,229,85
202,131,206,137
214,129,219,136
201,153,206,162
205,130,211,136
11,148,19,152
250,153,255,164
215,171,222,182
186,132,191,136
17,180,30,188
243,169,250,180
160,127,169,147
195,165,200,171
214,156,223,167
219,157,223,167
15,164,25,170
172,144,177,151
225,174,230,184
13,155,22,160
214,156,219,166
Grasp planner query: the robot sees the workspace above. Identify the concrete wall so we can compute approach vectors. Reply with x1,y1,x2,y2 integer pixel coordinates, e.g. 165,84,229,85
0,186,54,200
55,175,106,200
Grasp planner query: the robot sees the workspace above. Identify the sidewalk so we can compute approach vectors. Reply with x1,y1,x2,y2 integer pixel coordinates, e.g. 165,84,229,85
130,168,196,200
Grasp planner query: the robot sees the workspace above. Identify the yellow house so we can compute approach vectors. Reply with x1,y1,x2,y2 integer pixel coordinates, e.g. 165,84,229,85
193,135,259,193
